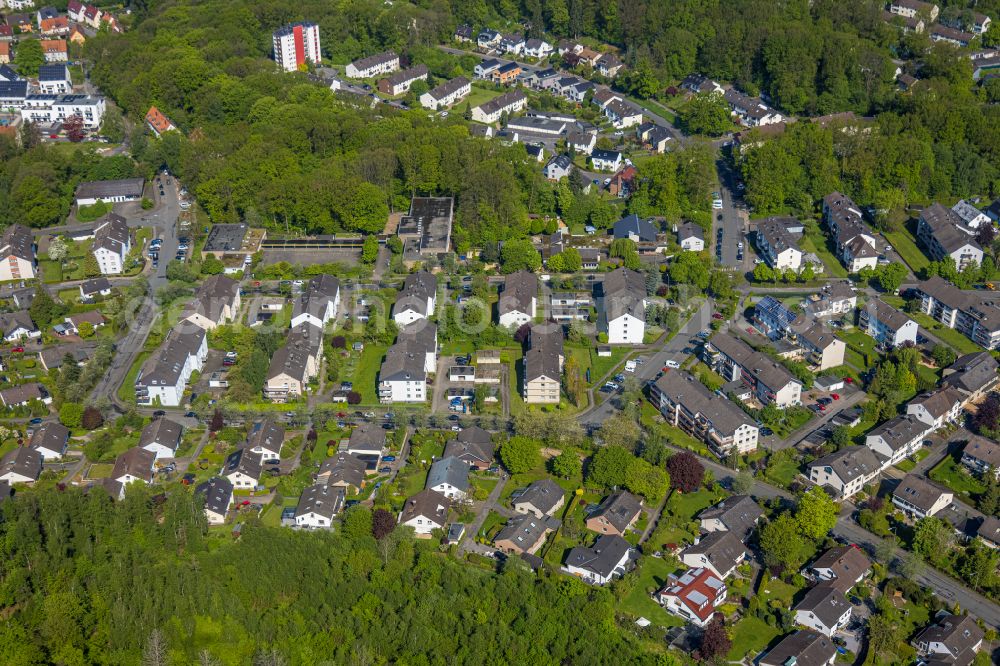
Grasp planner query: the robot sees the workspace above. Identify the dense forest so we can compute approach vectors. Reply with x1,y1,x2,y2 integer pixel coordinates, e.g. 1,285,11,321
0,485,673,665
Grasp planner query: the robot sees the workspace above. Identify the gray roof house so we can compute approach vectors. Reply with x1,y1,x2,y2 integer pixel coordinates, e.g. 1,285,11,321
680,530,748,579
697,495,763,537
443,429,495,468
586,490,643,536
759,630,837,666
793,584,852,636
513,478,565,518
29,421,70,460
563,534,634,585
426,455,470,499
613,214,658,243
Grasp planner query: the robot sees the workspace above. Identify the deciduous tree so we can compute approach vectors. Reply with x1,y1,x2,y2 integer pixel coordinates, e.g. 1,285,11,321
666,451,704,493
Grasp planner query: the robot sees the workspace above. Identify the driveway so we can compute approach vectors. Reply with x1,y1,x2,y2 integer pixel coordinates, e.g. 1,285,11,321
458,473,509,556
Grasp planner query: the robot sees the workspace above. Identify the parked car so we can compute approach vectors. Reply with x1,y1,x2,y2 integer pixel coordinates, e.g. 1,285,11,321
831,393,840,400
263,458,280,465
382,456,396,462
379,466,392,474
29,417,42,425
665,360,680,369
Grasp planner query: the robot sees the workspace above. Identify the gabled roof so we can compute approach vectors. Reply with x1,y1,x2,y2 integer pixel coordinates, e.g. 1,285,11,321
943,352,999,394
709,333,800,394
145,106,175,134
893,474,952,513
0,447,41,481
381,64,428,87
400,489,449,526
29,421,69,455
659,566,726,623
961,432,1000,468
349,51,398,72
0,310,37,337
914,614,984,662
697,495,763,536
654,371,755,438
0,224,35,263
613,214,658,242
810,545,871,591
223,447,261,480
195,477,234,516
499,271,537,317
564,534,632,578
139,417,183,452
247,419,285,454
93,213,129,254
111,446,155,483
684,531,747,570
295,483,345,521
75,178,144,201
514,478,564,515
394,271,436,316
184,275,239,324
427,456,470,493
759,630,837,666
348,422,386,452
793,584,850,628
79,277,112,295
524,323,563,383
808,446,881,486
319,452,366,488
908,387,963,419
590,490,642,533
425,76,470,101
494,513,559,550
677,222,703,242
443,434,494,465
602,267,646,321
867,414,928,451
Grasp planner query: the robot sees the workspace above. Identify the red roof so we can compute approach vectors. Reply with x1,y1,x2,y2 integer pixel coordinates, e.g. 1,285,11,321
658,567,726,622
41,17,69,33
0,25,13,38
145,106,176,135
40,40,68,54
68,0,84,12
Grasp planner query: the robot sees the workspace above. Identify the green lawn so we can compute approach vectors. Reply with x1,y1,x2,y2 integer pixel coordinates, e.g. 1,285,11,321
727,615,781,662
565,344,630,387
353,344,387,405
40,260,63,283
639,402,713,457
909,313,982,354
87,463,114,479
896,458,916,472
800,222,849,278
617,556,684,626
884,226,929,273
929,455,987,502
764,456,801,488
118,351,151,404
465,86,504,112
837,329,876,355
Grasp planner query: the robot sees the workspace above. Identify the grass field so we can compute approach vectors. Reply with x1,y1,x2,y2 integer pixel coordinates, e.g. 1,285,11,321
465,86,504,112
565,345,629,387
352,344,387,405
929,455,987,503
118,351,151,404
884,223,929,273
40,260,63,283
909,313,982,354
727,615,781,661
617,556,684,626
800,223,849,278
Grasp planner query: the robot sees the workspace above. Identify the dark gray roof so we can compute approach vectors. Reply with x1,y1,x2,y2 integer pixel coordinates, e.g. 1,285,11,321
977,516,1000,545
514,478,564,515
195,477,234,515
400,489,450,525
348,422,386,452
759,630,837,666
809,446,882,484
223,447,261,480
677,222,703,242
319,452,367,488
266,328,316,383
292,274,340,322
564,534,632,578
93,213,129,254
500,271,537,317
684,530,747,570
0,310,37,338
793,584,850,628
865,298,915,332
79,277,112,295
943,352,999,395
75,178,144,200
810,545,871,589
0,81,29,98
184,275,239,323
602,268,646,321
914,614,984,662
111,446,155,482
393,271,436,317
961,432,1000,468
0,447,41,482
427,456,470,493
38,64,69,82
709,333,800,394
247,419,285,454
456,425,492,445
350,51,398,72
697,495,763,536
524,323,563,382
295,483,345,521
614,214,658,242
202,223,249,253
867,415,928,452
893,474,952,513
136,326,206,387
591,491,642,533
495,513,559,549
139,417,183,452
0,383,47,406
474,89,527,116
443,435,494,465
29,421,69,456
654,371,755,438
1,224,34,263
382,64,428,87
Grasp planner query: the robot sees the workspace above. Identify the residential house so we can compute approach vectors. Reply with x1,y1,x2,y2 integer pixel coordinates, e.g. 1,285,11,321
543,154,573,180
0,224,36,281
793,322,847,371
111,447,155,486
513,478,565,518
677,222,704,251
344,52,399,79
290,274,340,329
601,267,647,344
0,310,39,342
596,53,624,77
222,448,261,490
916,204,983,269
0,383,51,408
348,422,386,458
892,474,954,519
914,277,1000,350
756,217,805,272
74,178,145,206
498,270,538,328
20,93,105,130
604,98,642,129
793,584,852,637
810,545,872,593
246,420,284,461
607,165,638,198
138,417,183,460
471,89,528,124
500,33,525,55
590,148,623,172
972,13,992,34
426,456,469,500
378,322,438,403
392,271,437,326
888,0,939,22
134,326,208,407
859,298,918,348
377,64,428,96
906,387,964,430
753,296,800,335
613,214,658,243
706,333,803,408
681,74,723,95
195,477,233,525
79,277,112,299
476,29,502,50
586,490,643,537
473,58,503,79
522,323,564,404
943,352,999,402
494,513,559,555
453,25,474,43
724,89,783,126
680,531,748,580
697,495,764,538
181,274,241,330
567,130,596,154
650,371,760,457
294,484,345,529
952,200,990,229
930,25,975,47
523,38,553,59
419,76,470,110
29,421,69,460
656,567,727,627
91,212,130,275
0,42,8,65
40,17,69,37
264,327,321,401
822,192,880,272
398,489,449,536
977,517,1000,549
865,414,930,466
0,447,42,484
145,106,176,137
913,614,984,665
40,39,68,63
803,282,857,319
443,426,494,469
758,630,837,666
807,446,882,499
36,63,70,94
317,452,367,494
562,534,634,585
960,432,1000,480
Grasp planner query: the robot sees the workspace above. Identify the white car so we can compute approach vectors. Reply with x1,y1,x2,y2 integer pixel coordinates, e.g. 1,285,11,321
665,360,680,369
712,200,723,209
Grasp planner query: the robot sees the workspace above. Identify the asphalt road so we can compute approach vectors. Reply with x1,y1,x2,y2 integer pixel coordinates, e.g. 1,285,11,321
714,158,747,270
580,298,714,430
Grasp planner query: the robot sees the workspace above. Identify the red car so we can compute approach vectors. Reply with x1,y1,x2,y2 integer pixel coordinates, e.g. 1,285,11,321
712,313,724,320
240,500,251,506
831,393,840,400
843,377,853,384
11,347,24,353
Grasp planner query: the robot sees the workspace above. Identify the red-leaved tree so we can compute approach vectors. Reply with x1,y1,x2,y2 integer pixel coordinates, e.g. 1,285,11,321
666,451,704,493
